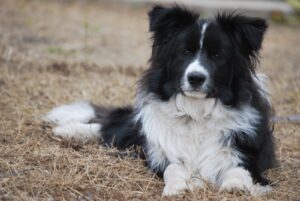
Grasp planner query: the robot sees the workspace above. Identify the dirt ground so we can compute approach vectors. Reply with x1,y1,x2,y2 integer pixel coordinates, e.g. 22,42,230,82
0,0,299,200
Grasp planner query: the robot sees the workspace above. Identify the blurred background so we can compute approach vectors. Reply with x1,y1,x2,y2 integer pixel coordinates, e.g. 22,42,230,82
1,0,300,68
0,0,299,200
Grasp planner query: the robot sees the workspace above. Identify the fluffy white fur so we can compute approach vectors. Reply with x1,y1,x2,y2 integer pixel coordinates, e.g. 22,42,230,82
44,102,100,141
163,164,204,196
43,101,96,125
163,164,190,196
53,123,101,141
220,167,272,196
253,73,271,105
136,91,269,196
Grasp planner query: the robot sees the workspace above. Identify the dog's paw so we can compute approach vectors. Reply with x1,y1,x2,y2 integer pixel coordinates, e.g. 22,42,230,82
249,185,272,196
188,177,204,190
220,178,248,193
162,182,187,197
220,179,272,196
220,167,253,194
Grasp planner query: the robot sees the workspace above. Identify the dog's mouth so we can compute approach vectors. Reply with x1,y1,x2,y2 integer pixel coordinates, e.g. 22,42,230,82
181,87,208,99
182,90,206,99
180,85,216,99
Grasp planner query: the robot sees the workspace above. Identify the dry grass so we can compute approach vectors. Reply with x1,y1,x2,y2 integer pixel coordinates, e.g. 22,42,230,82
0,0,299,200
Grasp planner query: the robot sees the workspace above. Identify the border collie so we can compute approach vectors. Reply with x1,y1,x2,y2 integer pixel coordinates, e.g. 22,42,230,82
44,6,275,196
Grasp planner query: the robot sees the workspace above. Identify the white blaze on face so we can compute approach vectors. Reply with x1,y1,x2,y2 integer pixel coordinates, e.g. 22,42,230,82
181,22,210,98
200,22,208,50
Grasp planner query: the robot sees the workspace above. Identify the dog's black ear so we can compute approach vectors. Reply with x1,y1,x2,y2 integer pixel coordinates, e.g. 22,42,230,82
216,13,267,55
148,5,165,32
148,5,199,40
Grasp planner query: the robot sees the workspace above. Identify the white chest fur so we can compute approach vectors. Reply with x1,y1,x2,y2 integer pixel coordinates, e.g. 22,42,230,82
136,94,260,183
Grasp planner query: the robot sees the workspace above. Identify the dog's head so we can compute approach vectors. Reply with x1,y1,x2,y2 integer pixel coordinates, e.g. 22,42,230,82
144,6,267,106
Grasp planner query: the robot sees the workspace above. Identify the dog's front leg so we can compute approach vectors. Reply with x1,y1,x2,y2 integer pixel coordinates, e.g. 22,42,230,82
220,167,272,196
162,163,190,196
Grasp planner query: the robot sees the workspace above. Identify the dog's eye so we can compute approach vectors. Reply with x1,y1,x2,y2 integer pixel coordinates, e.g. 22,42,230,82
180,49,193,56
211,52,224,59
213,53,220,58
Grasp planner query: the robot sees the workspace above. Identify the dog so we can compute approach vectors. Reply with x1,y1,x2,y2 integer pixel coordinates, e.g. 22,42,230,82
44,6,275,196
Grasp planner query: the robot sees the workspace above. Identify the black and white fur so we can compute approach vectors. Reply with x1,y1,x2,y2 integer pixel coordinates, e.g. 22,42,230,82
44,6,275,196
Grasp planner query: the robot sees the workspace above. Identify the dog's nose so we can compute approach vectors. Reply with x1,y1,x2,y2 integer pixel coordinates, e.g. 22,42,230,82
187,72,206,87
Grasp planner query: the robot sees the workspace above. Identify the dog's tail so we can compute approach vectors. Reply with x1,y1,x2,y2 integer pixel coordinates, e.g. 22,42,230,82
43,102,144,149
43,102,103,142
